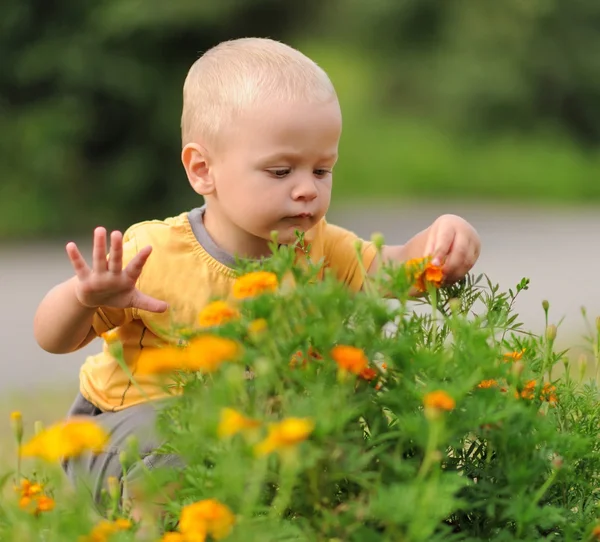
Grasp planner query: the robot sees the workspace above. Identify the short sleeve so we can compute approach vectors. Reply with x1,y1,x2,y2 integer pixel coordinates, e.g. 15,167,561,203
322,222,377,292
91,229,139,336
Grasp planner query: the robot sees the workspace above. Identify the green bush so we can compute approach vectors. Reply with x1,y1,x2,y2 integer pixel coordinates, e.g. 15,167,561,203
2,242,600,541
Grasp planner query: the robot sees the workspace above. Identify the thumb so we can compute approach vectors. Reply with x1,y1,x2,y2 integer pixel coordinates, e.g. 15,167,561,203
131,291,168,313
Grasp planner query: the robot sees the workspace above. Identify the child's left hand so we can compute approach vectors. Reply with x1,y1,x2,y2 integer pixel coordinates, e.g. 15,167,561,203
424,214,481,284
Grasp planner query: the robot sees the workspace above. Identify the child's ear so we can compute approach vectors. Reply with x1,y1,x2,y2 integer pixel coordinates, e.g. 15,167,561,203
182,143,214,195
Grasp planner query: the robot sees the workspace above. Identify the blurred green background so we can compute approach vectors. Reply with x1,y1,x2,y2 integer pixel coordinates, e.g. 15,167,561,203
2,0,600,239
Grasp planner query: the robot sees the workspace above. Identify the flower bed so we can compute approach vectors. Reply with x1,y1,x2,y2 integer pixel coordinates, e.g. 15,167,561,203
2,240,600,541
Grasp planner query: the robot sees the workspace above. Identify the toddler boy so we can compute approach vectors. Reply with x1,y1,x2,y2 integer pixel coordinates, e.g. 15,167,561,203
34,37,481,502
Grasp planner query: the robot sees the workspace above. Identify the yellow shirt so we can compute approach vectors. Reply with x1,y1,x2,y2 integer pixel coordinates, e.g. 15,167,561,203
81,211,377,411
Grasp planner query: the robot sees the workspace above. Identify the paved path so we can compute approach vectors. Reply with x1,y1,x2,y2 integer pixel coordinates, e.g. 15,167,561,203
1,202,598,395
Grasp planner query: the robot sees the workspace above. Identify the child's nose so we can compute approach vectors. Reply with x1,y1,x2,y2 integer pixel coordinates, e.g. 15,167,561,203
292,177,318,201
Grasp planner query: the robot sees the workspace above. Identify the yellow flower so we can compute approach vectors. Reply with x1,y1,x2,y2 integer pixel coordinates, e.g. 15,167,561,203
179,499,235,541
217,408,261,439
330,345,369,375
20,418,109,462
248,318,268,338
136,336,240,375
198,301,239,328
405,257,444,292
477,379,498,389
81,518,132,542
160,534,185,542
255,417,315,457
423,390,456,412
232,271,278,299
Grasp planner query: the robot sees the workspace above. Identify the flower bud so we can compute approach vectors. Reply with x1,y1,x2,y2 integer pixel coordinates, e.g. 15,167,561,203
551,455,563,470
546,324,557,342
10,411,23,444
370,232,385,250
34,421,44,436
107,476,120,502
542,300,549,312
448,298,461,314
578,354,588,381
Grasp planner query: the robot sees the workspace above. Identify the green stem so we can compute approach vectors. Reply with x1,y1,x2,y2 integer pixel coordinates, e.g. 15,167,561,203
242,457,269,517
416,418,440,481
269,452,300,519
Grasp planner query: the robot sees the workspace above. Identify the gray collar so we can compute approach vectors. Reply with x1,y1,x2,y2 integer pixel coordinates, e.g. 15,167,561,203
188,206,238,268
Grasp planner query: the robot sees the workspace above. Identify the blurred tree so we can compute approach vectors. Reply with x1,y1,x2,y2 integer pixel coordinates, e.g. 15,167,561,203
0,0,322,237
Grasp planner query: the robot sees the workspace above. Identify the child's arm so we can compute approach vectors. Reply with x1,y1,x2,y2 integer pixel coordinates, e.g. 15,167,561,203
370,214,481,284
34,227,168,354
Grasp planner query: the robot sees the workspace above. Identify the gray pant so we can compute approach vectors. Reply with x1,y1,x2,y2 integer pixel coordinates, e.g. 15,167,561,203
63,393,184,503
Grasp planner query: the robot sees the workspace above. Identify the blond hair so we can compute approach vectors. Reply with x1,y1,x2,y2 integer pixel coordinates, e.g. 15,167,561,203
181,37,337,146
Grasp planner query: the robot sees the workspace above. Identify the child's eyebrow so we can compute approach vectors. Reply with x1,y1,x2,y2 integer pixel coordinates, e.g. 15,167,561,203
259,151,338,163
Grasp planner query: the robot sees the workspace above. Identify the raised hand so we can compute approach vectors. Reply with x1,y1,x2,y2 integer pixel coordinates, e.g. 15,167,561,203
66,227,168,313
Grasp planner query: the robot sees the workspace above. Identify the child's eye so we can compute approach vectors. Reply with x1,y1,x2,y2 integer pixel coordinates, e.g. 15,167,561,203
268,168,290,178
314,169,332,178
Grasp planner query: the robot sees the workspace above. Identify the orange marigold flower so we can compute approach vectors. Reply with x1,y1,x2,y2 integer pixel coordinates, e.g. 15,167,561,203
179,499,235,541
198,301,239,328
360,367,378,381
290,347,322,369
137,335,240,375
101,328,121,344
516,379,537,400
592,525,600,539
405,257,444,292
477,379,498,389
20,418,109,462
423,390,456,412
255,417,315,457
160,533,185,542
35,495,55,513
217,408,261,439
232,271,278,299
331,345,369,375
541,383,558,405
16,479,43,498
17,481,55,515
503,349,525,362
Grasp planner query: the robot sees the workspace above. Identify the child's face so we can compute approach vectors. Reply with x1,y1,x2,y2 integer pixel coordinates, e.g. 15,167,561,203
207,97,342,250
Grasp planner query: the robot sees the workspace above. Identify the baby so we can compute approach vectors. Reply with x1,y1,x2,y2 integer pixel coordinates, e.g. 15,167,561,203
34,37,480,505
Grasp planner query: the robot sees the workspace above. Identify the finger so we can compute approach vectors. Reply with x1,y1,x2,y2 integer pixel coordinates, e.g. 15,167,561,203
124,245,153,282
92,227,108,272
132,291,168,313
431,228,455,266
423,225,438,259
443,237,471,282
66,242,91,280
108,231,124,273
